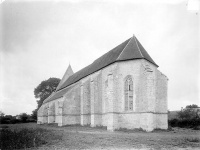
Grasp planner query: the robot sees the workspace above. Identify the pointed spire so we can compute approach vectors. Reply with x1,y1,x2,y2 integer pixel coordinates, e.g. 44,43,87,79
56,64,74,91
63,64,74,81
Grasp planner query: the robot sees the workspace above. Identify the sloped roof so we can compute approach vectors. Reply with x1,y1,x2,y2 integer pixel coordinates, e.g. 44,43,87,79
56,64,74,91
43,85,74,103
43,35,158,103
58,35,158,91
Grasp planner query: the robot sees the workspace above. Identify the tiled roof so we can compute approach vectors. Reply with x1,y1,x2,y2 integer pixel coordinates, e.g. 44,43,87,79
58,38,131,90
43,35,158,104
43,85,74,103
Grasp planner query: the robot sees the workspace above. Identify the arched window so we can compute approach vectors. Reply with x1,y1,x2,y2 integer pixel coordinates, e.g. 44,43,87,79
124,76,133,111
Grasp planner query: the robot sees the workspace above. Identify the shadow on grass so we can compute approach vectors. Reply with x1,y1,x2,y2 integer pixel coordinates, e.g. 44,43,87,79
115,127,146,133
115,127,171,133
62,124,107,130
184,137,200,143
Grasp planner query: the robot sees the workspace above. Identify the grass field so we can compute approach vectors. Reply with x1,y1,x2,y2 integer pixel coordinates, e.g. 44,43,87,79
1,123,200,150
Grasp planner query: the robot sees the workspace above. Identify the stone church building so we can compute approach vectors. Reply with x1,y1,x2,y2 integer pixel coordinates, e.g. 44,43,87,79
37,35,168,131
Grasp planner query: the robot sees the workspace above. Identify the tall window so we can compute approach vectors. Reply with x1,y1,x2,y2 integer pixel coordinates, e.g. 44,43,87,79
124,76,133,111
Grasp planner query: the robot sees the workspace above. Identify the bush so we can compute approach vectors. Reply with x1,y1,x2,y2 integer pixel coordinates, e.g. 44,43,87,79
0,116,36,124
0,117,21,124
27,118,37,123
0,127,61,149
20,113,29,123
10,118,21,124
168,118,200,128
168,119,179,127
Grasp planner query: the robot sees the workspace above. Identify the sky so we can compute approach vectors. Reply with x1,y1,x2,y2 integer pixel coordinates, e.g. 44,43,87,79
0,0,199,115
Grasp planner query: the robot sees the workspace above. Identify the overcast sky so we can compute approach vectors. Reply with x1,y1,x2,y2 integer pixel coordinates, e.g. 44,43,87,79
0,0,199,115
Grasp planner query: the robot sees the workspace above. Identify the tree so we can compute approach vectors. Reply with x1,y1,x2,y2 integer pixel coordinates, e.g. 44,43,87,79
33,77,60,120
34,77,60,109
0,110,5,117
19,113,29,123
186,104,199,108
177,104,199,120
31,109,37,120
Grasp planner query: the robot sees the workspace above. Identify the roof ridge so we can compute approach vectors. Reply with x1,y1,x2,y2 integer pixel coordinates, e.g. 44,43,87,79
116,37,132,60
56,35,158,92
43,35,159,103
133,36,144,58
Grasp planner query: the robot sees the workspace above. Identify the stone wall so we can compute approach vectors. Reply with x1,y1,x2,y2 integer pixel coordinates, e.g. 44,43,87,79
38,59,168,131
37,103,48,124
154,69,168,129
90,71,102,127
101,63,118,130
118,113,154,131
48,101,55,123
55,97,63,125
155,70,168,113
62,83,81,125
117,60,144,130
116,59,168,131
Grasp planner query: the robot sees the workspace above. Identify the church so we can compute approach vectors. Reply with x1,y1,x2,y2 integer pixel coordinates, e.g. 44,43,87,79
37,35,168,131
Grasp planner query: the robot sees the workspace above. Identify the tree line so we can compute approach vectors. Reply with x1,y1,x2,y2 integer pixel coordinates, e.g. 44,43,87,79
169,104,200,129
0,112,35,124
1,76,199,130
0,77,60,124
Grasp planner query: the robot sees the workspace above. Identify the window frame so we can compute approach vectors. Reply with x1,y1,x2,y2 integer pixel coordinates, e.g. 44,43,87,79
124,75,133,111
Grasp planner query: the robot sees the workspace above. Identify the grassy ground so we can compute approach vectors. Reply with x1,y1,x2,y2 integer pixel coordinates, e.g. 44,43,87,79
1,123,200,150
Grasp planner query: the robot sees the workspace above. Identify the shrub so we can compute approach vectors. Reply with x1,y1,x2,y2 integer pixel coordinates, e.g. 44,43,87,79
168,118,200,128
0,116,21,124
168,119,179,127
10,118,21,124
0,127,61,149
0,116,36,124
19,113,29,123
26,118,37,122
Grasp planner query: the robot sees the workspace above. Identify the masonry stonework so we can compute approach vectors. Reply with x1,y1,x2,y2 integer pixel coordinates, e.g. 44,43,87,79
37,35,168,132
